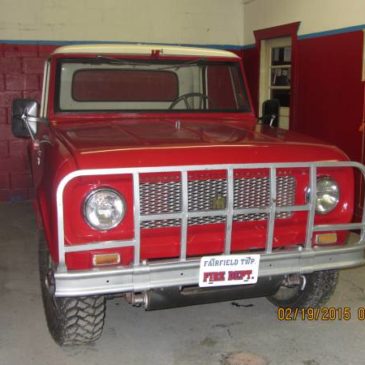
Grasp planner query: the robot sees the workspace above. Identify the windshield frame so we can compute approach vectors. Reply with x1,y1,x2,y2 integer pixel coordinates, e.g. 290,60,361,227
47,53,255,121
52,55,252,115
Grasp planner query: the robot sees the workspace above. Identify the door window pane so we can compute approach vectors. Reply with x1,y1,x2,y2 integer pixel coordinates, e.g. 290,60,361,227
271,46,291,65
271,67,291,87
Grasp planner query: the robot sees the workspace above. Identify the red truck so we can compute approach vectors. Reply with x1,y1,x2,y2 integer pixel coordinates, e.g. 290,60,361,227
11,44,365,345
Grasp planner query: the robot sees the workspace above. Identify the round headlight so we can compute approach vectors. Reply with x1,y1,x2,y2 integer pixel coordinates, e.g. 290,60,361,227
314,176,340,214
84,189,125,230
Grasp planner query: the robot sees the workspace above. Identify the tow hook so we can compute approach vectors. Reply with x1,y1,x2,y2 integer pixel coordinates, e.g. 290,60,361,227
281,274,307,290
125,292,147,308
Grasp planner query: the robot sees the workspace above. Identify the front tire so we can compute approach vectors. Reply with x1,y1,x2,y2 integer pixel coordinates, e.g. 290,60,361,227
39,232,106,345
267,270,339,308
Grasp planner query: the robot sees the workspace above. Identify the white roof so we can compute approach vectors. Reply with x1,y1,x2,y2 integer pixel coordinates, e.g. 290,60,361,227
52,44,239,59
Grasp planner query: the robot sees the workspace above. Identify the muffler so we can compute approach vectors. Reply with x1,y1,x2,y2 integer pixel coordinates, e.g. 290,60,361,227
140,276,283,310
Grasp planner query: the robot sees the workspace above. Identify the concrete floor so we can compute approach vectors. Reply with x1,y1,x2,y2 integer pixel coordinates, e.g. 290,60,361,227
1,202,365,365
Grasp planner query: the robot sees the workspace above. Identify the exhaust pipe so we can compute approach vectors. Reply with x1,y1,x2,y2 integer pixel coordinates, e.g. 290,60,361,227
139,276,283,310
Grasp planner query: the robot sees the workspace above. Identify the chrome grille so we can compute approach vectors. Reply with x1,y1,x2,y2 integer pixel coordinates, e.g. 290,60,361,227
189,216,226,225
141,218,181,229
234,176,295,221
234,177,270,209
188,179,227,211
140,181,181,215
140,175,296,228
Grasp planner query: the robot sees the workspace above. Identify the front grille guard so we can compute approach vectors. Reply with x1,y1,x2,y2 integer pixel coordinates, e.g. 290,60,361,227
56,161,365,271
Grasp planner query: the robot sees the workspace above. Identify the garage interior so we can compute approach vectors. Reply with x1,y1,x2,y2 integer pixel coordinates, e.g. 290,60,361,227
1,0,365,364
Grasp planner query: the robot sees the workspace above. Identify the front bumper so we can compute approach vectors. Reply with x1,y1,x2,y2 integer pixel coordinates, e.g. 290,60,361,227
54,241,365,297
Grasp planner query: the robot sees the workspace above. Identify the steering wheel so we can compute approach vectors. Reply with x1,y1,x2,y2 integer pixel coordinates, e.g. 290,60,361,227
169,92,212,110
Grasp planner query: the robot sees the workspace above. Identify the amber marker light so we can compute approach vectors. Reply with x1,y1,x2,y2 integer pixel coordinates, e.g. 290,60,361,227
315,233,338,245
93,253,121,266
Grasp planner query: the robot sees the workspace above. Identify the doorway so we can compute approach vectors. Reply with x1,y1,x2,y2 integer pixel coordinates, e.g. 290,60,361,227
259,37,291,130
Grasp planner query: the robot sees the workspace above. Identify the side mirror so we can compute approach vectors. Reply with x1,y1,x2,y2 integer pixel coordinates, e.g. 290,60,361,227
260,99,280,127
12,99,39,138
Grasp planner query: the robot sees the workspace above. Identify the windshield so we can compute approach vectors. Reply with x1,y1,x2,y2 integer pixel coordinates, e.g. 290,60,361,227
56,58,251,113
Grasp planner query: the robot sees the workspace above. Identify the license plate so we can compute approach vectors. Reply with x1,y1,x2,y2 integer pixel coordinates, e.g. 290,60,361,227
199,254,260,288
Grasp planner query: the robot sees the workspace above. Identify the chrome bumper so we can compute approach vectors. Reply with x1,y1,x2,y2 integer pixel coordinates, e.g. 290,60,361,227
54,242,365,297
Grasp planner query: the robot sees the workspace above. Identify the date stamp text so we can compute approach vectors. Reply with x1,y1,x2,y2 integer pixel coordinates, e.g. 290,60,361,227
277,307,365,321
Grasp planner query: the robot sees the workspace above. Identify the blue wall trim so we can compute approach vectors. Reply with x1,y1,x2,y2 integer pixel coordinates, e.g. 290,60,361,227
1,23,364,51
242,44,255,50
298,24,365,40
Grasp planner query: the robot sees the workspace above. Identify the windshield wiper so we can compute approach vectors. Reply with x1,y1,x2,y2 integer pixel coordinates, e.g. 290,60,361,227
82,55,206,70
93,55,152,66
156,58,206,71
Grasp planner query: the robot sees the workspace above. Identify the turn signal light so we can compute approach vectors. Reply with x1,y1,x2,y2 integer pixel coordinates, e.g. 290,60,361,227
93,253,120,266
315,233,337,245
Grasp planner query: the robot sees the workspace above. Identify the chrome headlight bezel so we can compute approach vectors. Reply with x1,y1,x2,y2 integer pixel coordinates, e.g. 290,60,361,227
83,188,126,231
312,176,340,215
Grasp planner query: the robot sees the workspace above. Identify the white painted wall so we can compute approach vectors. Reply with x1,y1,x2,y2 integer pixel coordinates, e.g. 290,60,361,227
243,0,365,44
0,0,244,46
3,0,364,49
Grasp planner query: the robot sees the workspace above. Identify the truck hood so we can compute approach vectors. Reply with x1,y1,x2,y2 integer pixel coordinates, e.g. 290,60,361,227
54,118,348,169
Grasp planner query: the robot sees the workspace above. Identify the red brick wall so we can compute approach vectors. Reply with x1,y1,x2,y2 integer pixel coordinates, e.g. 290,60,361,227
0,44,56,201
